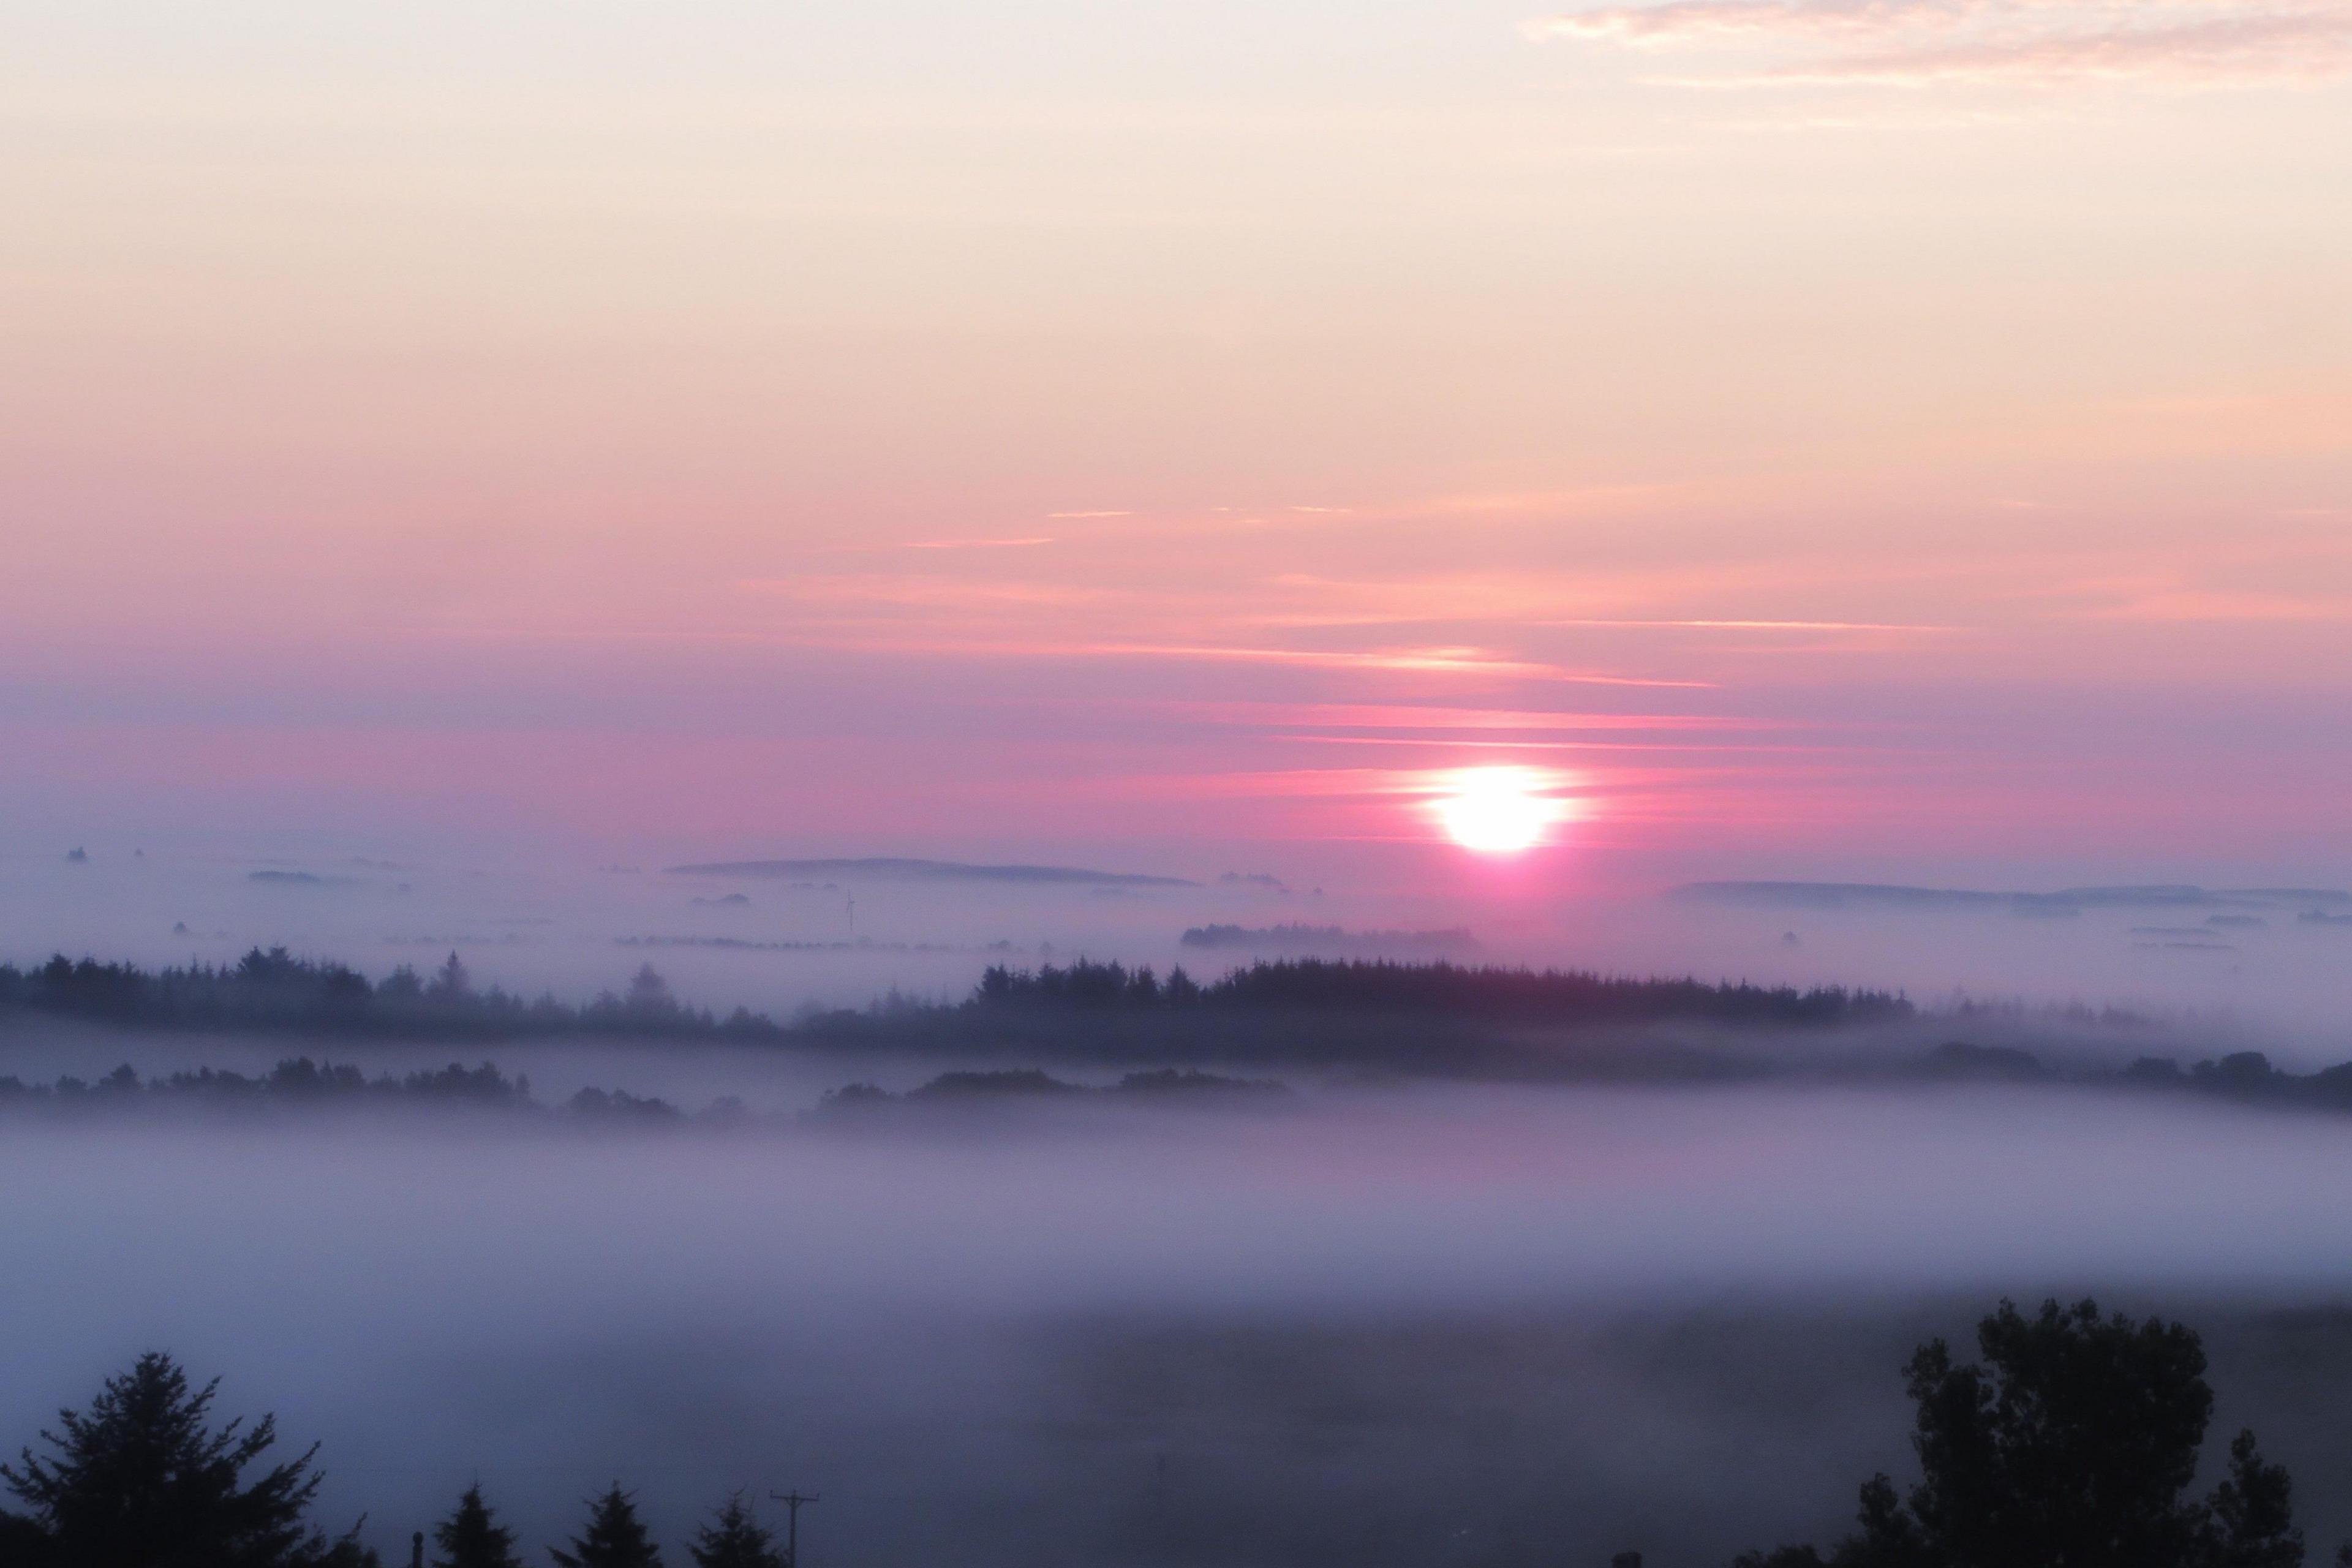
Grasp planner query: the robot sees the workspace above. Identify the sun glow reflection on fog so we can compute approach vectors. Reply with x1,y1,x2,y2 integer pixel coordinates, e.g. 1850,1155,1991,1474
1431,766,1572,854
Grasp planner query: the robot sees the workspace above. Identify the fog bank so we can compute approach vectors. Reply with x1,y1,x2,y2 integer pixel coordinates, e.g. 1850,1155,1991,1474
11,1073,2352,1561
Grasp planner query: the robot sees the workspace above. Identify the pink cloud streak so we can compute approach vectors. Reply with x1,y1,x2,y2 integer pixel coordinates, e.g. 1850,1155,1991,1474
1526,0,2352,85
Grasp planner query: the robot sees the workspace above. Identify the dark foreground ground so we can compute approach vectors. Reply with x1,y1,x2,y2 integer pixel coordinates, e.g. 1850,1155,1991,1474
29,1301,2332,1568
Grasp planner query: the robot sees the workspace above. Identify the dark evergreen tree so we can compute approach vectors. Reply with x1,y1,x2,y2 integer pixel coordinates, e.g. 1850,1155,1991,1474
549,1485,662,1568
623,965,677,1019
688,1494,782,1568
0,1351,349,1567
433,1483,523,1568
1733,1298,2305,1568
428,952,472,1002
2209,1431,2304,1568
0,1509,56,1568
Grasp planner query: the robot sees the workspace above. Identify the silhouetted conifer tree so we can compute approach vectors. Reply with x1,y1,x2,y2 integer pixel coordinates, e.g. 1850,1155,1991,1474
0,1351,351,1567
428,952,472,1002
688,1494,782,1568
549,1484,662,1568
434,1483,522,1568
624,965,677,1017
2210,1431,2305,1568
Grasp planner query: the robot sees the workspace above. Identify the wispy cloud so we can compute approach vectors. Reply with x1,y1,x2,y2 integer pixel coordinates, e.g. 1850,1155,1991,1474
713,628,1723,687
1245,568,1916,631
949,641,1722,686
733,571,1737,688
1272,733,1835,753
1152,701,1765,730
1535,617,1952,631
901,535,1056,551
2026,560,2352,623
1099,764,1592,802
740,575,1123,612
2082,587,2352,622
1526,0,2352,87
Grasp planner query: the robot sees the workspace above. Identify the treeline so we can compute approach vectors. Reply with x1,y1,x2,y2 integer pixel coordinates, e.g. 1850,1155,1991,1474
15,948,2352,1105
0,1353,782,1566
976,956,1913,1027
16,1041,2352,1129
0,949,790,1041
814,1066,1289,1115
0,1058,702,1123
0,1060,1289,1125
0,950,1909,1042
1920,1039,2352,1114
0,949,1915,1069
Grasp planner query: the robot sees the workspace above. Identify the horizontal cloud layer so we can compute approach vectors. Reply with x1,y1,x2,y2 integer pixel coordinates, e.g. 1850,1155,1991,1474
1526,0,2352,86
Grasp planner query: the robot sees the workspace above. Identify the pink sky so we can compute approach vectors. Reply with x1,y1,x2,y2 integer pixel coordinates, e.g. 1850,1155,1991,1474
4,0,2349,895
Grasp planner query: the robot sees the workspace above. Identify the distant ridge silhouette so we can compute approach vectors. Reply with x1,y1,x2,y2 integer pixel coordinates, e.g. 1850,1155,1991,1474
1180,923,1478,958
666,856,1196,888
1675,880,2351,916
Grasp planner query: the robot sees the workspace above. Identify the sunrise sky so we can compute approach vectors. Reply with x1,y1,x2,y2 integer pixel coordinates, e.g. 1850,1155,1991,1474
7,0,2350,895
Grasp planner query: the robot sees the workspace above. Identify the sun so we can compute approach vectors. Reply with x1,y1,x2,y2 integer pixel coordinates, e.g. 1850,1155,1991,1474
1433,767,1560,854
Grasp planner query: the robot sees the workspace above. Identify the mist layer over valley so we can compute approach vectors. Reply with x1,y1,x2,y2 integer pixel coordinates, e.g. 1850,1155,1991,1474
13,1027,2352,1564
10,873,2352,1564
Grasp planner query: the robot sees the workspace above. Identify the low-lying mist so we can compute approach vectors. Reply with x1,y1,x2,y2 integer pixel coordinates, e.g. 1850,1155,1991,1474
12,1060,2352,1564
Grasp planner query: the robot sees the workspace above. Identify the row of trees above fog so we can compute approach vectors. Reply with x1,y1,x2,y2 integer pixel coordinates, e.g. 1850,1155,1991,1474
0,1057,684,1120
4,1300,2334,1567
971,956,1905,1023
0,948,1909,1040
0,950,738,1039
0,1058,1283,1120
6,948,2352,1104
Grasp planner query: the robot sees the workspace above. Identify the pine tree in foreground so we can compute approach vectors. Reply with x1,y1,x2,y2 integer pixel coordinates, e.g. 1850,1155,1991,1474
549,1483,664,1568
0,1349,355,1567
433,1483,523,1568
689,1493,784,1568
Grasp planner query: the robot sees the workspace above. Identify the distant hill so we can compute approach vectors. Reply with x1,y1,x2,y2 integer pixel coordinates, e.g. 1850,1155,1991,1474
1675,880,2352,918
1180,923,1478,959
668,856,1196,888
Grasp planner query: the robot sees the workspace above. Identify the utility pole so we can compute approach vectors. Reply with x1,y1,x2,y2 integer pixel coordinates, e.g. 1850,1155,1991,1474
769,1490,820,1568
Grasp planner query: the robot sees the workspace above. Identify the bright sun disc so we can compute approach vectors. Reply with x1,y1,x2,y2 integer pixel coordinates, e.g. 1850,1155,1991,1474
1434,769,1557,854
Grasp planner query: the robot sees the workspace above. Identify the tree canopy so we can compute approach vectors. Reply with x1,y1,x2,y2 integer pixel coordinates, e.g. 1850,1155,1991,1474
687,1494,783,1568
432,1483,522,1568
1735,1298,2305,1568
0,1351,357,1568
549,1485,663,1568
